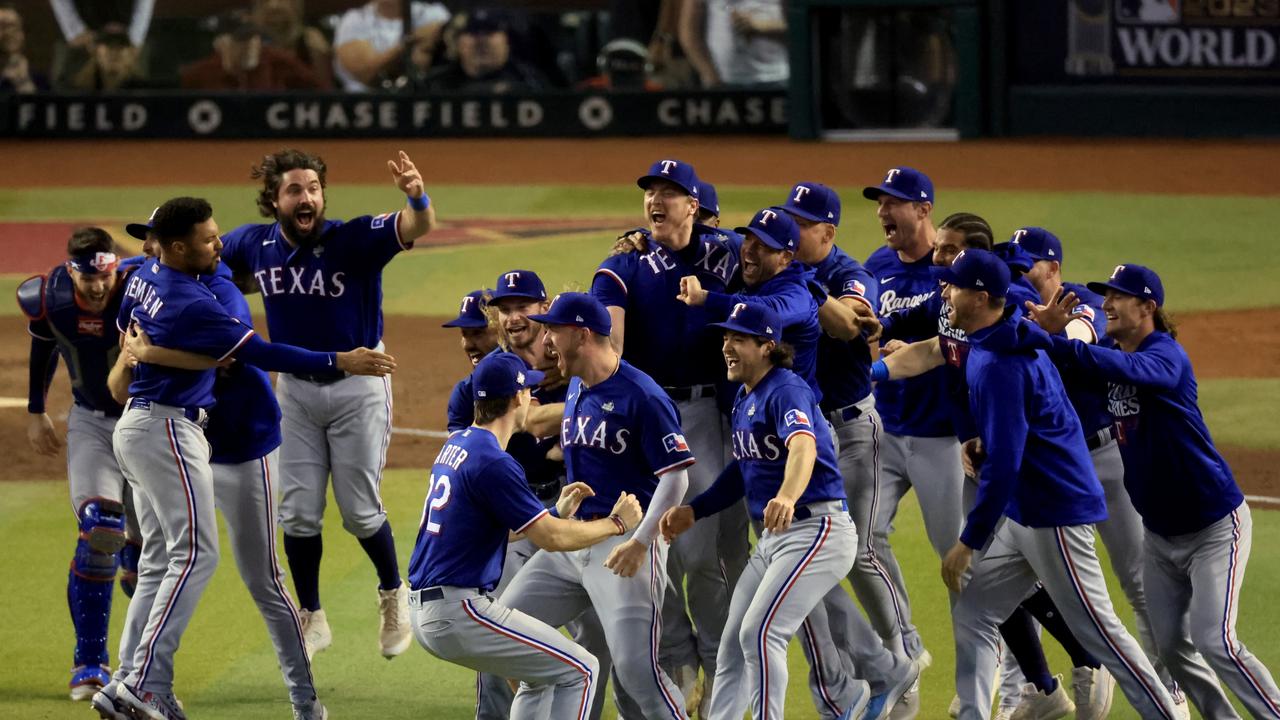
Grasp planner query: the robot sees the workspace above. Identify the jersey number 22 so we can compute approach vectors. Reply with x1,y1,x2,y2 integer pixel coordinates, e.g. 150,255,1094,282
422,473,451,535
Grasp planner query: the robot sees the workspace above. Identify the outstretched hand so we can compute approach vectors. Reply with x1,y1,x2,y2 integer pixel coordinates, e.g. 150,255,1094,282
387,150,425,200
336,347,397,376
1025,287,1081,335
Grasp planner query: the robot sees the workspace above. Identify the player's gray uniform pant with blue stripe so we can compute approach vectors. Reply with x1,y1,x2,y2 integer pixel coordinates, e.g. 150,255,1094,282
112,447,318,705
276,373,393,539
504,529,690,719
1145,502,1280,719
953,519,1180,720
412,586,600,720
67,404,127,512
113,404,220,694
860,431,964,659
707,510,858,720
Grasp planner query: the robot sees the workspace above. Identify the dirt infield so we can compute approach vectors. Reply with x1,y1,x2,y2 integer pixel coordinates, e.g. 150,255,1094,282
3,309,1277,502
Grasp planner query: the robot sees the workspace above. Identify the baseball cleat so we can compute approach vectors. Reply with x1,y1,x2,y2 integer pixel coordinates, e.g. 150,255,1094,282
837,678,871,720
1070,665,1115,720
70,664,111,701
948,694,961,718
670,662,702,715
116,683,187,720
1171,694,1191,720
378,581,412,658
888,678,921,719
864,657,922,720
300,608,332,661
992,706,1015,720
91,681,130,720
293,700,328,720
1009,675,1075,720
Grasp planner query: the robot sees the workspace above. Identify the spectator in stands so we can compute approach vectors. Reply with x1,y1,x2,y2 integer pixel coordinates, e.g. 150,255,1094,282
578,38,661,91
181,11,324,91
333,0,450,91
420,10,547,94
679,0,788,87
252,0,333,89
65,24,147,91
50,0,154,50
0,3,43,93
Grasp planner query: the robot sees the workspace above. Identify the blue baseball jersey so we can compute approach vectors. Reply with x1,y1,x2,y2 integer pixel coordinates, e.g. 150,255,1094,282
729,368,845,520
1048,331,1244,538
117,259,257,409
808,245,878,412
407,427,550,592
560,360,695,517
200,262,282,464
864,246,952,437
704,262,823,402
592,225,739,388
21,265,131,415
1051,282,1112,434
961,314,1106,549
220,214,407,352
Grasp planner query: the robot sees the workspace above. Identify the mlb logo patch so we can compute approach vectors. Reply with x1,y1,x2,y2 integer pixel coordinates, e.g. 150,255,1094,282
663,433,689,453
784,409,811,427
844,279,867,297
78,316,104,337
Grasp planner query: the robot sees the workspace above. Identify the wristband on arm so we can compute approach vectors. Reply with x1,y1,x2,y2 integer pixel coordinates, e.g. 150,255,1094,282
407,193,429,211
870,359,890,382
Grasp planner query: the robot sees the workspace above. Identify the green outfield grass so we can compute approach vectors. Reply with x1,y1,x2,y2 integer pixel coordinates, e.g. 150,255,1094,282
1,184,1277,314
1,474,1275,719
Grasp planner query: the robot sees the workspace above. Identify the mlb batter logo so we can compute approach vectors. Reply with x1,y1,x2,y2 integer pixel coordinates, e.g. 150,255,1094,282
663,433,689,453
784,409,810,427
1117,0,1180,23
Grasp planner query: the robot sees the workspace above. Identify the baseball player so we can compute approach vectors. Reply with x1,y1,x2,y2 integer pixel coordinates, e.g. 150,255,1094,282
407,351,644,720
107,197,393,720
592,159,746,709
443,288,499,368
859,167,952,662
218,148,436,660
17,228,135,701
501,292,694,719
1032,264,1280,719
933,249,1180,720
696,181,722,227
659,302,867,720
91,213,330,720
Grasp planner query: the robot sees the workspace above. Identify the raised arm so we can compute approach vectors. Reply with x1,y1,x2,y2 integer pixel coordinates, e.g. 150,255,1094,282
388,151,437,247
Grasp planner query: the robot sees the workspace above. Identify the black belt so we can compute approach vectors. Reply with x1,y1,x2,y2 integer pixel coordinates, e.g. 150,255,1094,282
794,499,848,520
663,384,716,402
1086,425,1117,451
411,586,487,603
292,370,349,385
827,404,864,424
77,403,123,419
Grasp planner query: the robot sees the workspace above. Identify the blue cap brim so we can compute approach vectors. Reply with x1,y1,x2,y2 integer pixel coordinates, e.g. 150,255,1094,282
125,222,151,241
490,289,544,301
929,266,958,284
1086,281,1136,298
862,185,915,202
783,206,826,224
638,175,697,197
736,226,789,251
520,369,546,388
710,319,773,340
441,317,488,329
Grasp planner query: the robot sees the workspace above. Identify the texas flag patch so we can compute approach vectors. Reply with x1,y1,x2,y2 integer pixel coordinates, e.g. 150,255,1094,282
663,433,690,453
843,279,867,297
1074,305,1097,322
784,409,811,427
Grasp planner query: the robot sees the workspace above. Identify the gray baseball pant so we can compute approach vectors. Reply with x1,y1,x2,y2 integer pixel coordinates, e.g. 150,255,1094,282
412,587,600,720
860,431,964,659
1145,503,1280,719
503,530,689,719
953,519,1179,720
799,585,909,718
707,512,858,720
276,373,393,539
66,404,126,512
112,474,165,685
113,405,219,695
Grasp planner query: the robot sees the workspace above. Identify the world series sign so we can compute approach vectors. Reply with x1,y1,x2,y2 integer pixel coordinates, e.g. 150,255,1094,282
1,91,788,138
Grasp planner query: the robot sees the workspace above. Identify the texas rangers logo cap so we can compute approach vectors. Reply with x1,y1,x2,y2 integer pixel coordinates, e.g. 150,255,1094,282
490,269,547,302
783,182,841,227
932,248,1011,298
637,158,701,199
862,166,934,204
993,241,1035,275
1009,227,1063,263
442,289,490,328
699,182,720,218
527,292,612,336
735,206,799,252
472,352,544,399
1087,264,1165,307
711,301,782,343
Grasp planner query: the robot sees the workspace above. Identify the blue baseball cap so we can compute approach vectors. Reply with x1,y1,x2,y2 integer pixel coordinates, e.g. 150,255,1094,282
1087,264,1164,307
125,207,159,241
472,352,544,399
711,301,782,343
527,292,612,336
442,289,489,328
735,207,799,252
699,182,720,218
862,167,934,204
637,159,701,199
993,241,1035,275
490,269,547,302
933,248,1011,297
1009,227,1063,262
783,182,841,226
